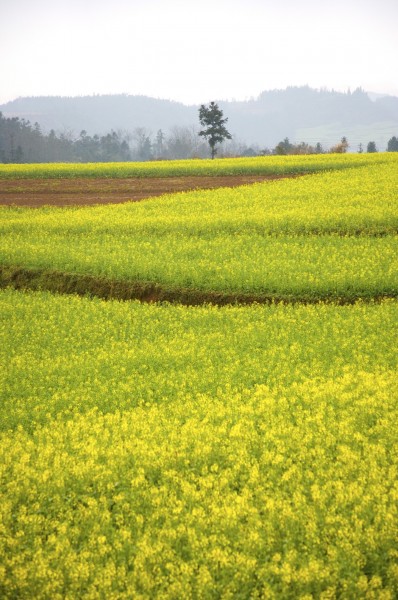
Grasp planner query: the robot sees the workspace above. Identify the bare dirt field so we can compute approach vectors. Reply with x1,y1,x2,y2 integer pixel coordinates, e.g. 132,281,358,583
0,174,297,207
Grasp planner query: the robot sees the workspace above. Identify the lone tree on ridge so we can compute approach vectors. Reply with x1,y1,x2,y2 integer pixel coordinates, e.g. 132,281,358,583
198,101,232,159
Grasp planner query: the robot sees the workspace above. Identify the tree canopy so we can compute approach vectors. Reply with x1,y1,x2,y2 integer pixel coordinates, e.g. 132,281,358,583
198,102,232,159
387,136,398,151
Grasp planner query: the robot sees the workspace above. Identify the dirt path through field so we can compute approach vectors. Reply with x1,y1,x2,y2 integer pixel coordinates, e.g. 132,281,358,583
0,174,299,207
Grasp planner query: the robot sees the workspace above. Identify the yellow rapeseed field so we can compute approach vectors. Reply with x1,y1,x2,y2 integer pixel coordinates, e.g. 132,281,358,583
1,153,397,598
1,291,398,598
0,151,392,179
1,156,397,301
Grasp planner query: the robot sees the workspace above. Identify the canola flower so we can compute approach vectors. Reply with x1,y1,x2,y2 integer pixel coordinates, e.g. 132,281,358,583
2,289,397,430
1,152,397,598
0,290,397,598
0,160,397,301
0,151,393,179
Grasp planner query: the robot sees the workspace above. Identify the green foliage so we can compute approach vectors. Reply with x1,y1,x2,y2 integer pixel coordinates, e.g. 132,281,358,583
367,141,377,153
0,112,131,164
387,135,398,151
198,102,232,159
274,138,325,155
274,137,292,155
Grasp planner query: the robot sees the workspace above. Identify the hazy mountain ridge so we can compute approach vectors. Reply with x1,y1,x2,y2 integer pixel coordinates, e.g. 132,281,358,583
1,87,397,151
0,95,197,137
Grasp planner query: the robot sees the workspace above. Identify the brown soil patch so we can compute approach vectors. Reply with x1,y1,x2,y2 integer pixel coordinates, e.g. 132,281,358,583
0,174,297,207
1,265,393,306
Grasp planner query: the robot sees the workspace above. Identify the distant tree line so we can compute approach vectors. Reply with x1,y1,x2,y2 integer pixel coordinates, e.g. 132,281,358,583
1,111,398,163
0,112,131,163
0,112,224,162
259,135,398,156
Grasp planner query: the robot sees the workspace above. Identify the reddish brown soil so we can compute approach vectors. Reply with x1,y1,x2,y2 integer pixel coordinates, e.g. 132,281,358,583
0,174,296,207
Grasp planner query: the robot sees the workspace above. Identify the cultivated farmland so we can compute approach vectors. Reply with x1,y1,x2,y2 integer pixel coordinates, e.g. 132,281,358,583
0,153,397,599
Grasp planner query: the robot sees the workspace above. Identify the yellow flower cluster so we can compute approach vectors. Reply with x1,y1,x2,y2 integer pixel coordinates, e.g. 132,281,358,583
0,158,397,300
1,290,397,429
0,151,394,179
1,152,397,597
1,290,397,597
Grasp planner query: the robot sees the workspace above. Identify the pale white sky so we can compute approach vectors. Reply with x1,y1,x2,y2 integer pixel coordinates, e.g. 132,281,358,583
0,0,397,105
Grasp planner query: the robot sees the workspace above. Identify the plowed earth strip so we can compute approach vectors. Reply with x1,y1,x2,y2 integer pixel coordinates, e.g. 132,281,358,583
1,266,395,307
0,174,300,207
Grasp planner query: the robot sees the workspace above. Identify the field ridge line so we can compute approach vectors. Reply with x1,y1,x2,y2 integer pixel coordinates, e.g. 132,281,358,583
1,264,396,306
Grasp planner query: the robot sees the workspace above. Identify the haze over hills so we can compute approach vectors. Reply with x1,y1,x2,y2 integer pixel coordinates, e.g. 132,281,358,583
1,86,398,152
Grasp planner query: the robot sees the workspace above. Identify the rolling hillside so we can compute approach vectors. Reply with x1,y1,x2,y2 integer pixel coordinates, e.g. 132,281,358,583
1,86,398,150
